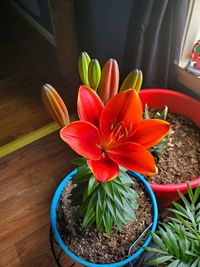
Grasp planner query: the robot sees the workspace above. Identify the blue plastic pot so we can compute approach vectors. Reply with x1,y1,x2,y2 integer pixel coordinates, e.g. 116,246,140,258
51,170,158,267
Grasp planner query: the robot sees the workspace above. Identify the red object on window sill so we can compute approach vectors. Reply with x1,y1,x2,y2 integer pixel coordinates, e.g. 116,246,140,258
139,89,200,208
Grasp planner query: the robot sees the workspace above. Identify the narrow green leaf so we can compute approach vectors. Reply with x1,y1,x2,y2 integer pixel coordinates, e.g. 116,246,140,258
147,255,173,265
144,103,150,119
118,170,133,185
168,260,181,267
193,185,200,204
82,192,97,228
71,157,86,166
114,189,124,209
178,190,190,207
151,231,168,252
165,226,180,258
191,258,200,267
158,226,174,255
103,211,113,235
115,218,123,232
102,182,114,200
87,175,99,196
96,200,104,230
187,183,194,203
106,199,116,219
97,187,106,209
116,209,125,224
145,247,168,255
75,165,91,180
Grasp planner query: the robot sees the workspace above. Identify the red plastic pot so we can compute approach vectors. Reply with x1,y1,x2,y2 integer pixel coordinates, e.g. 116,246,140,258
139,89,200,207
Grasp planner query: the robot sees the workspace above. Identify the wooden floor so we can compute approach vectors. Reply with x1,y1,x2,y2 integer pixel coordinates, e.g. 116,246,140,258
0,2,81,266
0,1,77,147
0,131,83,267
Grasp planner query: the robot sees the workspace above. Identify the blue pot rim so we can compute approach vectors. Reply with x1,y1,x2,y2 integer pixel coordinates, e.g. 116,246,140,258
50,169,158,267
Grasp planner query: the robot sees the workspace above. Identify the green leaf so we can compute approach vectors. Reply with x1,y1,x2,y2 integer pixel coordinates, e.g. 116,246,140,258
172,202,190,218
82,192,97,228
116,209,126,224
168,260,181,267
103,210,113,235
115,218,123,232
193,185,200,204
187,183,194,203
179,238,188,262
71,157,86,166
144,103,150,119
118,170,133,185
191,258,200,267
145,247,168,255
87,176,99,196
158,226,174,255
178,190,190,207
168,208,192,221
114,189,124,209
97,187,106,209
164,226,180,258
106,199,116,219
102,182,115,200
96,200,104,230
151,231,168,252
147,255,173,265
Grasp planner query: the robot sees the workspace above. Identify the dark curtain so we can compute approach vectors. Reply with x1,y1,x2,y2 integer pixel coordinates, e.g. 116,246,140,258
122,0,188,89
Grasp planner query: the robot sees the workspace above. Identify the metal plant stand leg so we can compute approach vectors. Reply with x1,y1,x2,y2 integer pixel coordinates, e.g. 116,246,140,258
50,227,75,267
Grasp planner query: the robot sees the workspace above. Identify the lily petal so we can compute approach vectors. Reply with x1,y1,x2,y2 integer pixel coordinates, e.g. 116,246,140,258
100,89,143,140
130,119,170,148
87,154,119,182
60,121,101,160
108,142,157,176
78,86,104,127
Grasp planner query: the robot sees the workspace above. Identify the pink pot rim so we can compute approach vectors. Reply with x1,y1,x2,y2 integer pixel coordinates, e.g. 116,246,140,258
149,177,200,192
140,88,200,106
140,88,200,192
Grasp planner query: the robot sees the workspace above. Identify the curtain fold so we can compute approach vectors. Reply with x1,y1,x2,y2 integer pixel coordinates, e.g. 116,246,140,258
122,0,188,88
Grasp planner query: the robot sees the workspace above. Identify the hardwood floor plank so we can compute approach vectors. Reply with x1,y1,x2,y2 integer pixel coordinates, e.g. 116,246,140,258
15,224,54,267
0,246,21,267
0,132,76,265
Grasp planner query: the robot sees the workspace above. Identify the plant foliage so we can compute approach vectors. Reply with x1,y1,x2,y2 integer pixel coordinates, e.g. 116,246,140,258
146,184,200,266
144,104,170,158
70,158,139,235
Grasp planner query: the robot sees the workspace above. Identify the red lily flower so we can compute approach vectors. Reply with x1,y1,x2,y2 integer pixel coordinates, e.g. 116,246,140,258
60,86,170,182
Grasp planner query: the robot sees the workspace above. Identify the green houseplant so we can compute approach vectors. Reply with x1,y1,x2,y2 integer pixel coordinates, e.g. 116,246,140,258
146,183,200,267
42,52,170,266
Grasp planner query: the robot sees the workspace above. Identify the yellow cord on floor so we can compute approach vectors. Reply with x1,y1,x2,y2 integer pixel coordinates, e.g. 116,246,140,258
0,122,60,158
0,113,77,158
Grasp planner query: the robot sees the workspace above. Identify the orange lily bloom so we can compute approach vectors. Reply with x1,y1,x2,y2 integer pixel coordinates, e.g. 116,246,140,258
60,86,170,182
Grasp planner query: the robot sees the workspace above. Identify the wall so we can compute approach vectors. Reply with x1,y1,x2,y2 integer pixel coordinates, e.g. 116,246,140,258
13,0,52,33
74,0,134,68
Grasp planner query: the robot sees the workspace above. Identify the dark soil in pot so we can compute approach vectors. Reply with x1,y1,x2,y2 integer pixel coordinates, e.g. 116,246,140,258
148,111,200,184
56,177,152,264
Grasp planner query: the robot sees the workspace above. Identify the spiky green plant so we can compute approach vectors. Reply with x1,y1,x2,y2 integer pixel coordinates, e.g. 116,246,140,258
70,158,138,235
145,184,200,266
144,104,170,158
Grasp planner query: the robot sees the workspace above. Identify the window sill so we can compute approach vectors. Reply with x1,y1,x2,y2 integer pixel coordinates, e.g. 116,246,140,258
177,67,200,96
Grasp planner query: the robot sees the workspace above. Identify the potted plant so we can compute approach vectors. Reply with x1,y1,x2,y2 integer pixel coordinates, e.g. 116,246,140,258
41,53,171,266
145,183,200,266
76,52,200,208
139,89,200,207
